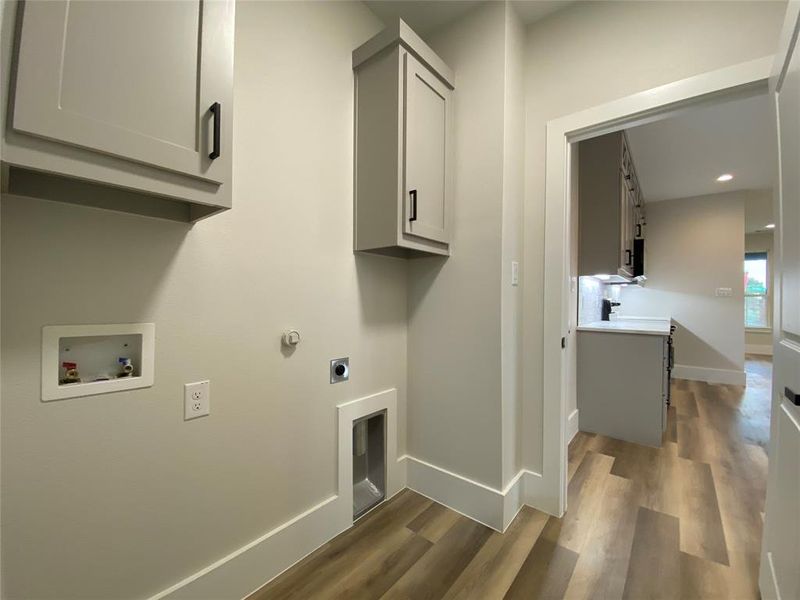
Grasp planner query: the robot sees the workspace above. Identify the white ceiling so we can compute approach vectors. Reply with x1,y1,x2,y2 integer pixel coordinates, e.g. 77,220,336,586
363,1,483,36
363,0,574,36
510,0,576,24
625,93,775,203
744,189,774,234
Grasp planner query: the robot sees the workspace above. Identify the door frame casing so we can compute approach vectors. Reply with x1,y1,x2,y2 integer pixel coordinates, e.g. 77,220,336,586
538,56,774,517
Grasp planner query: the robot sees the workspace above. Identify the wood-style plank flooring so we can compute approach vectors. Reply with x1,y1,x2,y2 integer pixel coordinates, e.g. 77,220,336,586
250,357,771,599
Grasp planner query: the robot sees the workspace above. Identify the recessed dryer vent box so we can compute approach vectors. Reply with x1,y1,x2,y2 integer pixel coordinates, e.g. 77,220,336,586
353,410,386,519
41,323,155,401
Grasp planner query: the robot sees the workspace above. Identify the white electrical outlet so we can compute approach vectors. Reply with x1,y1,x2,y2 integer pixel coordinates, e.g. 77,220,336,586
184,380,210,420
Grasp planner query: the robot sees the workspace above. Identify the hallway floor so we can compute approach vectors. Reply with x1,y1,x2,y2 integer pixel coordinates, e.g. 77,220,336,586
251,357,771,599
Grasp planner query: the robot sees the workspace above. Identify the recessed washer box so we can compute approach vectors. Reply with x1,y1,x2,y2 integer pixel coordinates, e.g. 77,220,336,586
41,323,155,401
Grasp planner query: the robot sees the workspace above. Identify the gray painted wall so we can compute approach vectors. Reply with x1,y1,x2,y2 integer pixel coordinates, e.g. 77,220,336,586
1,3,404,597
407,1,510,491
0,0,787,595
618,192,746,374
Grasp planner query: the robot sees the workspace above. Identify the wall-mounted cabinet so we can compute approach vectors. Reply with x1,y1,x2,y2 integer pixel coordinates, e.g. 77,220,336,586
578,131,646,281
353,19,454,257
1,0,234,222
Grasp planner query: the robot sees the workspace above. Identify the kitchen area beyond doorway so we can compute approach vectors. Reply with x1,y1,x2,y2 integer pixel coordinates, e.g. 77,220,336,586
572,92,775,449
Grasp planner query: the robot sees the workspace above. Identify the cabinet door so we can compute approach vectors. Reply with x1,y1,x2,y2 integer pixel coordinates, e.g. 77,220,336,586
661,340,669,432
629,192,637,261
634,203,643,239
621,139,631,177
403,52,451,244
619,175,635,276
12,0,233,184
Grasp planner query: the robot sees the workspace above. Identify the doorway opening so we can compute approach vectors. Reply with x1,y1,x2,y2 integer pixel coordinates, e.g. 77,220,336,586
543,59,778,596
539,56,774,517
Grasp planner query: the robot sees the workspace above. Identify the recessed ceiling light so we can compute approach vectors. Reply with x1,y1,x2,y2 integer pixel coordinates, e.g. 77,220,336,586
765,223,775,229
716,173,733,182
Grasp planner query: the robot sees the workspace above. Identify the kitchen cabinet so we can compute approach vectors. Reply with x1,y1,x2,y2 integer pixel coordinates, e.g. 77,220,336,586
579,132,646,280
577,323,671,447
1,0,234,222
661,336,670,431
353,19,454,257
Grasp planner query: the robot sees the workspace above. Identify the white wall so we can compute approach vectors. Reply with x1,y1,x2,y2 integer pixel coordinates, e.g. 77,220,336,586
746,230,775,353
618,192,745,379
406,1,524,492
522,0,785,472
0,2,408,598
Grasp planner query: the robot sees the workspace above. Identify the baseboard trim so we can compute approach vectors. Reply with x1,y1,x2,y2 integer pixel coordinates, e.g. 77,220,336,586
151,457,546,599
672,364,746,386
746,343,773,356
567,409,579,443
759,550,781,600
149,494,344,600
403,455,543,532
149,387,552,598
403,455,507,531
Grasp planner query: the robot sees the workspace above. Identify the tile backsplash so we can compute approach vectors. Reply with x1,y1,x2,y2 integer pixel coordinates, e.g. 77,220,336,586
578,276,604,325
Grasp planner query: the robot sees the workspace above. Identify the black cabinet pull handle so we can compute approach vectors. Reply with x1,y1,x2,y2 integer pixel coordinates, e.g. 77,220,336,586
785,387,800,406
409,189,417,222
625,249,632,265
209,102,221,160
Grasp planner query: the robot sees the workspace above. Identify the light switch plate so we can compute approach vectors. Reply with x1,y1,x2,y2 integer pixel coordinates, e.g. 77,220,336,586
511,261,520,286
184,380,210,420
715,287,733,297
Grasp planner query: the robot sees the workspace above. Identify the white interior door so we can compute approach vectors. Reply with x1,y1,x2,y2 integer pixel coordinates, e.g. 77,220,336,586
403,52,450,244
12,0,233,184
760,3,800,599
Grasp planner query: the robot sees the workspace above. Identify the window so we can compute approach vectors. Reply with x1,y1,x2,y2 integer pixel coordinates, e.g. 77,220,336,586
744,252,769,328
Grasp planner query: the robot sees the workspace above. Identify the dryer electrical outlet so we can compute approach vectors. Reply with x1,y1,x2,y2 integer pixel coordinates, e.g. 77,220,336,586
184,380,210,420
330,358,350,384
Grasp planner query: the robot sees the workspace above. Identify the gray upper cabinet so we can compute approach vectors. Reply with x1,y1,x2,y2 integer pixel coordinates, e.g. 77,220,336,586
578,132,645,280
353,20,454,257
1,0,234,222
